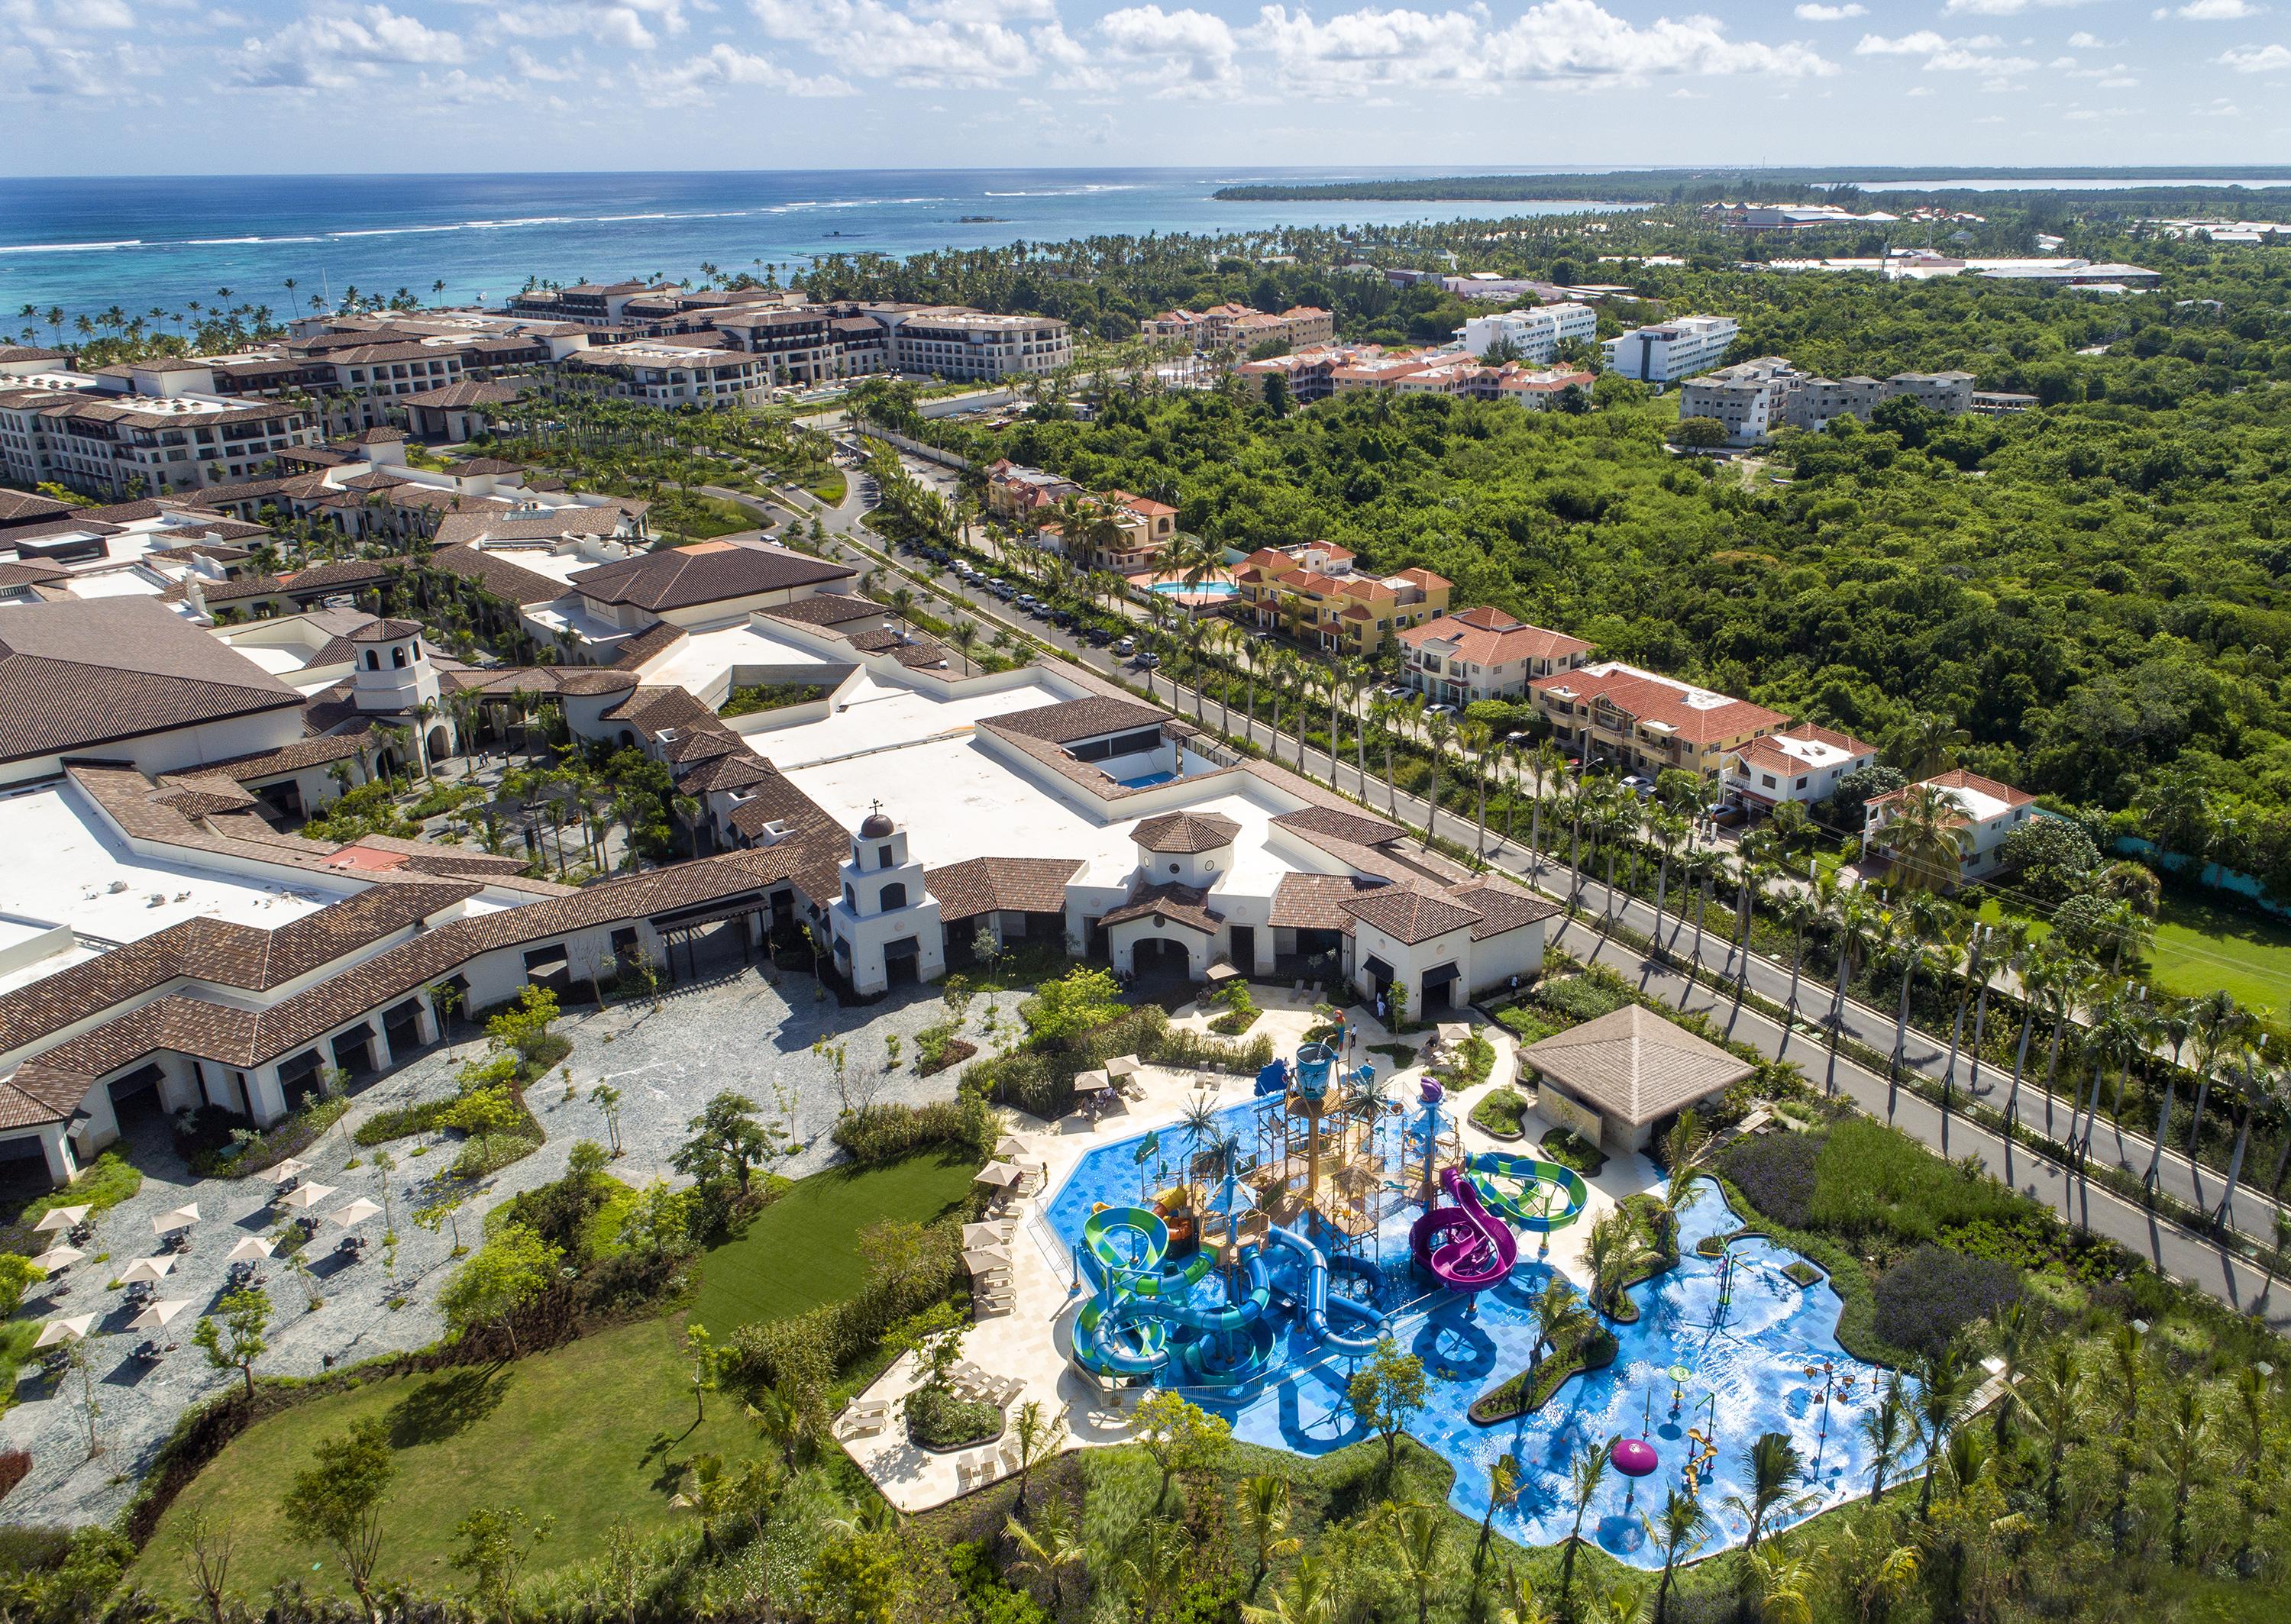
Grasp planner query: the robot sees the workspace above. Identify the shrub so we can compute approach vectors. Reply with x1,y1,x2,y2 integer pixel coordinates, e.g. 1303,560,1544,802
1719,1130,1823,1230
180,1099,347,1180
1538,1127,1607,1177
903,1386,1002,1450
354,1099,452,1147
832,1096,998,1166
0,1449,27,1504
1533,975,1630,1025
1807,1118,2021,1245
1469,1088,1529,1138
1494,1003,1564,1044
1873,1245,2024,1357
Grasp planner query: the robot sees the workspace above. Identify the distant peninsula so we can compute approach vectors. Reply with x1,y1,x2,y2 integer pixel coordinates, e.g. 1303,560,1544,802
958,215,1010,223
1212,166,2291,206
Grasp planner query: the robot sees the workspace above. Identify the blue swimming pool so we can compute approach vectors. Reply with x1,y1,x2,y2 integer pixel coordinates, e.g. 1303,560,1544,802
1116,770,1179,788
1042,1101,1915,1564
1150,581,1240,597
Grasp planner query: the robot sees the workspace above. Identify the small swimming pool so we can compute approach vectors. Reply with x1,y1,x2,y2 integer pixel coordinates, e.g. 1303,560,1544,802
1115,770,1179,788
1150,581,1239,598
1042,1100,1915,1565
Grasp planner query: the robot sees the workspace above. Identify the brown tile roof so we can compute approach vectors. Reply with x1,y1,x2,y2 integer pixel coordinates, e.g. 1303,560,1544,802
1395,605,1590,667
423,543,566,607
1097,882,1223,935
401,380,522,408
1444,880,1561,940
1130,810,1239,854
0,600,304,765
1269,872,1387,931
757,592,893,629
570,541,848,612
0,489,74,525
678,751,780,795
1341,887,1480,944
431,509,630,548
1272,806,1407,848
602,685,719,741
610,620,687,670
198,733,373,781
925,857,1085,922
1516,1004,1755,1128
986,695,1168,746
1528,663,1789,744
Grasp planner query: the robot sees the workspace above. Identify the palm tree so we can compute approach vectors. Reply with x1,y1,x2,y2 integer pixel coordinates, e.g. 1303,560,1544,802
1423,708,1457,835
1379,1500,1448,1624
1892,710,1969,778
1492,1561,1555,1624
1650,1109,1708,1254
949,618,981,674
1822,884,1876,1095
2150,1384,2218,1564
1004,1498,1086,1616
1772,875,1823,1019
1646,806,1689,963
1462,719,1494,857
1914,1344,1974,1520
2180,988,2248,1203
2076,987,2150,1164
1558,1436,1613,1614
2022,1339,2086,1521
1238,1473,1299,1597
1642,1490,1708,1624
1527,1276,1592,1387
1475,1451,1523,1574
1005,1399,1065,1511
1527,740,1565,880
1860,1369,1910,1500
1885,893,1956,1086
1725,1430,1812,1556
1747,1548,1818,1624
1880,780,1969,893
1240,1551,1341,1624
1582,1207,1651,1318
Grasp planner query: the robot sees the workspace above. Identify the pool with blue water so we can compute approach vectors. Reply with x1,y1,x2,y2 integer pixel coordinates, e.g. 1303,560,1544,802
1042,1100,1915,1564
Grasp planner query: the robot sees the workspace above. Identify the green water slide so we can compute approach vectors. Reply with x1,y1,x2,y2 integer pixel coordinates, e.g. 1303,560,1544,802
1465,1151,1589,1232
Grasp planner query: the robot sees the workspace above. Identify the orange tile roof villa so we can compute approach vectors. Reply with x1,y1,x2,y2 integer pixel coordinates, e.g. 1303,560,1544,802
1236,542,1451,657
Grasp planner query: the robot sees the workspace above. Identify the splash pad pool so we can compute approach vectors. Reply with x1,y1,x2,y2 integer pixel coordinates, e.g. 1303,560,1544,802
1043,1044,1914,1565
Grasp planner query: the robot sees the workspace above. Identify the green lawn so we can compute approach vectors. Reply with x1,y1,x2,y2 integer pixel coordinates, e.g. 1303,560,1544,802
1978,886,2291,1019
690,1150,974,1332
131,1319,756,1606
803,470,848,505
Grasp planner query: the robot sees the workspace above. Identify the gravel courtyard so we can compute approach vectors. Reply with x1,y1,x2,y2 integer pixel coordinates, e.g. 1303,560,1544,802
1,964,1024,1528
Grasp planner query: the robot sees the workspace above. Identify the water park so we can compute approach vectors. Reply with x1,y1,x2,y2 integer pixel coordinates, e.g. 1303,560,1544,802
1030,1022,1915,1567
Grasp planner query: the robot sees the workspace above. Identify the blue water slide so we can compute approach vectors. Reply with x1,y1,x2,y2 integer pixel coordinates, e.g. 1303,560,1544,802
1268,1225,1387,1358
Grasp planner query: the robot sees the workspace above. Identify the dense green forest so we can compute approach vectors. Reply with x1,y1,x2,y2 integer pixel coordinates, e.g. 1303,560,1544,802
1211,169,2291,210
906,251,2291,885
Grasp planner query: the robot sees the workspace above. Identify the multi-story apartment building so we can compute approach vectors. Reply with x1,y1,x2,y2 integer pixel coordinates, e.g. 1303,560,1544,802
983,459,1084,525
1718,724,1879,810
1237,344,1593,413
855,304,1072,381
1679,358,1983,445
710,307,848,386
567,341,774,408
1397,606,1591,705
1601,315,1740,385
502,280,662,328
1457,302,1600,364
1235,541,1451,657
1146,304,1335,352
1527,662,1789,781
0,362,317,499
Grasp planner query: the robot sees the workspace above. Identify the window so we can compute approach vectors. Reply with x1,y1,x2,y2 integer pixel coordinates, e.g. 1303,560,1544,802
364,651,380,670
879,881,907,911
391,645,407,668
877,845,893,868
842,883,855,909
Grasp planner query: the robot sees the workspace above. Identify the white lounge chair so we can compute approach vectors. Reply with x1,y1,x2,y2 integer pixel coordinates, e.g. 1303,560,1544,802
841,1403,888,1439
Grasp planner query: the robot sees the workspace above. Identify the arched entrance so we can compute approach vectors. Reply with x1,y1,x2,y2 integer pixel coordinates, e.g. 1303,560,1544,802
426,725,451,764
1131,936,1191,982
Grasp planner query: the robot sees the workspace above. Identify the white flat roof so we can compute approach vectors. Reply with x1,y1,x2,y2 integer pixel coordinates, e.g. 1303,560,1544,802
784,732,1315,892
643,622,845,693
735,666,1086,770
0,780,357,952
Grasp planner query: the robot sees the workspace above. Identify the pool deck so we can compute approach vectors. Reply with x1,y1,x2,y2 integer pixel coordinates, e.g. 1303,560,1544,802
835,989,1655,1513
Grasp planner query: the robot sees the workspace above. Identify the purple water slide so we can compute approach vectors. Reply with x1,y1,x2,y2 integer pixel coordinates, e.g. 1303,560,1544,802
1410,1165,1519,1292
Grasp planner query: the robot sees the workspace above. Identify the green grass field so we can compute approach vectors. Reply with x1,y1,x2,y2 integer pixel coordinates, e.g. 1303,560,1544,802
690,1150,974,1332
131,1319,755,1606
1978,886,2291,1019
803,470,848,505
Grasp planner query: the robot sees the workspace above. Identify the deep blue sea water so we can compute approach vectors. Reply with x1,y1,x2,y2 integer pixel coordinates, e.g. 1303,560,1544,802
0,168,1611,331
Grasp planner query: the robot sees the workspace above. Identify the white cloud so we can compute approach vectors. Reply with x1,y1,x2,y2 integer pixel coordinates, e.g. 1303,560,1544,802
1092,5,1240,96
1940,0,2095,14
1246,1,1834,92
2218,40,2291,67
2192,95,2241,111
480,0,689,52
633,40,852,99
2065,30,2113,44
1794,2,1864,17
2153,0,2265,16
748,0,1039,86
1905,82,1934,93
235,5,464,89
1855,30,2034,74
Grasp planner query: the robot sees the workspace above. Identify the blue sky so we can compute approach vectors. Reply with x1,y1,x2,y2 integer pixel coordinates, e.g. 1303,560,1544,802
2,0,2286,173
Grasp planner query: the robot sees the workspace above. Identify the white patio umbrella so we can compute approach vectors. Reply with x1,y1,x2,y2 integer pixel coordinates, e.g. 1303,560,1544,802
129,1298,192,1331
1072,1069,1110,1094
34,1314,94,1348
270,1157,312,1180
226,1236,277,1263
328,1198,383,1228
118,1255,176,1284
961,1222,1010,1249
994,1135,1031,1160
974,1161,1020,1188
964,1245,1011,1274
276,1182,336,1211
30,1245,82,1272
151,1203,201,1235
1105,1054,1142,1080
32,1206,89,1235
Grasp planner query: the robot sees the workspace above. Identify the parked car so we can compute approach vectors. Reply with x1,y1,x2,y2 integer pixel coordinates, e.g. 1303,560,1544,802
1049,609,1077,629
1111,636,1136,657
1711,804,1749,828
1621,773,1654,798
1426,702,1459,719
1084,626,1113,647
1135,651,1162,669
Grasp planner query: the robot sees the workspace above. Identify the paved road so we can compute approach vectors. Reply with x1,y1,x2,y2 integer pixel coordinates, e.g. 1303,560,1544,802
726,465,2290,1326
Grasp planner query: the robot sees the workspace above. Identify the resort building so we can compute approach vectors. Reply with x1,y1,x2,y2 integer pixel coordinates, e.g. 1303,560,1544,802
0,369,318,501
567,341,775,408
1236,346,1593,414
1527,662,1789,781
1717,724,1879,811
1146,304,1336,353
854,304,1072,381
1679,359,1982,446
1234,542,1452,657
983,459,1084,525
1396,606,1592,705
1601,315,1740,385
1456,303,1600,364
1862,767,2038,882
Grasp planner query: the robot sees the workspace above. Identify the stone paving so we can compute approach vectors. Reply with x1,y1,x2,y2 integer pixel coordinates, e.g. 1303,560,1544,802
0,963,1025,1527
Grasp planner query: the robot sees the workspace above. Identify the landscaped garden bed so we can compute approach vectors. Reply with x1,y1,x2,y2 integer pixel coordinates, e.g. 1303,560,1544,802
1538,1125,1607,1177
1468,1086,1530,1139
1468,1318,1617,1424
